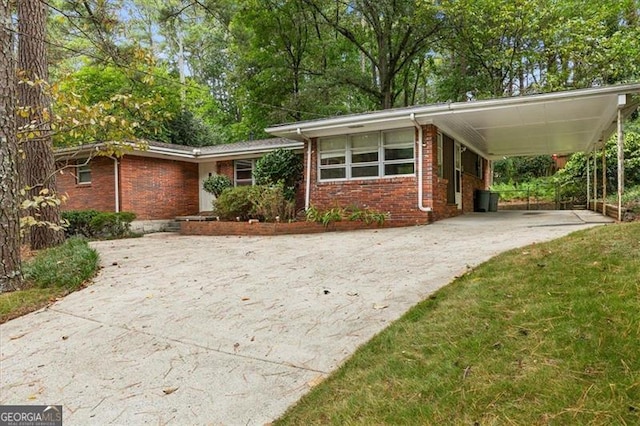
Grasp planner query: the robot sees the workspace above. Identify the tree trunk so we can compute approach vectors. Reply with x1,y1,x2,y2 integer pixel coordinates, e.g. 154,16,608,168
17,0,64,250
1,0,23,291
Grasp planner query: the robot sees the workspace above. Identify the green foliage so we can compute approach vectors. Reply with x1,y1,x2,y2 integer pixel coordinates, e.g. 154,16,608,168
203,174,232,197
62,210,136,239
306,205,388,227
251,184,297,222
556,120,640,202
214,186,261,221
61,209,100,238
213,184,297,222
253,149,303,200
490,177,557,202
166,110,222,146
90,212,136,239
493,156,555,185
23,237,99,290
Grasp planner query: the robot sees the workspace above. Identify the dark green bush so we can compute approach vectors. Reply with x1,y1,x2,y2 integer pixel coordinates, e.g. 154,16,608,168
254,148,303,200
62,210,100,238
23,237,99,289
203,174,232,197
90,212,136,239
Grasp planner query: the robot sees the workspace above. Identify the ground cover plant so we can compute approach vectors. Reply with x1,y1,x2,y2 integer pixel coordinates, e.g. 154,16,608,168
275,223,640,425
0,238,99,323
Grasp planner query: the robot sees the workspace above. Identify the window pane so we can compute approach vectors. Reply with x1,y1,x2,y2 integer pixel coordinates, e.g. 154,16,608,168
320,168,346,180
320,137,346,151
320,152,346,165
235,159,253,170
351,133,378,149
352,165,379,178
236,170,252,180
77,162,91,184
385,162,414,176
385,146,413,161
352,151,378,163
384,129,414,145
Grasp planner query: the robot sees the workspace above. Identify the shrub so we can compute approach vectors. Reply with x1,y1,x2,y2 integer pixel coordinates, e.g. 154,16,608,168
254,148,303,200
23,237,99,290
62,210,100,238
306,205,388,227
213,184,298,222
203,174,232,197
89,212,136,239
214,186,261,221
251,184,297,221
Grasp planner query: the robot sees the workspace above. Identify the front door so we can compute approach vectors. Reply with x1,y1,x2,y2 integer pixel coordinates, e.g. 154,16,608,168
454,142,462,209
199,162,217,212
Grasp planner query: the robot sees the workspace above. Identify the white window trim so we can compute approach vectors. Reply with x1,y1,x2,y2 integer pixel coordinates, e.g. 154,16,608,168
318,129,415,182
76,160,91,185
234,159,256,186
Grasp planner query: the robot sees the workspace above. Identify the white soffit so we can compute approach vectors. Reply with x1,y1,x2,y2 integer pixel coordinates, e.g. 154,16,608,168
266,83,640,160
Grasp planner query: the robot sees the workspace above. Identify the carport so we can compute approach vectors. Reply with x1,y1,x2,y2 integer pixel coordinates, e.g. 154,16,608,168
269,83,640,220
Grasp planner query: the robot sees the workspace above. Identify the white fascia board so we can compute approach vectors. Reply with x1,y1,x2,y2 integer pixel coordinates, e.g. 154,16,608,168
266,83,640,139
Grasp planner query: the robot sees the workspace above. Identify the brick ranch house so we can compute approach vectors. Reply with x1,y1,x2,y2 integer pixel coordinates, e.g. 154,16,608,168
55,139,303,232
57,84,640,230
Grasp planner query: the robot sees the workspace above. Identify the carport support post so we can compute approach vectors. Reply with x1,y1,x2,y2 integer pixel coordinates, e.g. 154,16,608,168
617,100,625,221
602,145,606,216
593,151,597,208
586,152,590,208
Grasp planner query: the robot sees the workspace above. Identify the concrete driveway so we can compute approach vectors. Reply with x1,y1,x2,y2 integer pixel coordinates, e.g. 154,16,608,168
0,210,612,425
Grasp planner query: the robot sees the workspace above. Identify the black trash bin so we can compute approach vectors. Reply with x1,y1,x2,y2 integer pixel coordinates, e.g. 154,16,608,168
489,192,499,212
475,189,490,212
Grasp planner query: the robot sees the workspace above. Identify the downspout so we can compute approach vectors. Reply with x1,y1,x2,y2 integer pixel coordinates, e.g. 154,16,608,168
297,128,312,210
108,156,120,213
410,113,432,212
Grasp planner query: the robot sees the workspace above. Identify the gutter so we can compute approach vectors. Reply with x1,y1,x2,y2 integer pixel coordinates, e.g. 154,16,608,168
410,113,432,213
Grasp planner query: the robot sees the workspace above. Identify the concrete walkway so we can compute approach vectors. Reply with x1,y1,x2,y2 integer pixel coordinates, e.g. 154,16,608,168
0,211,613,425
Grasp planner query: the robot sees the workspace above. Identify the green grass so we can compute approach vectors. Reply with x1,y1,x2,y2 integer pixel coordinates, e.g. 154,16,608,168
606,184,640,208
491,177,557,202
275,223,640,425
0,238,99,323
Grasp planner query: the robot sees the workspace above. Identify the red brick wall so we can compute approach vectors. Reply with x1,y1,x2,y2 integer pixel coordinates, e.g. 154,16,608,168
119,156,199,220
462,172,486,213
58,156,116,212
306,131,431,223
217,160,234,180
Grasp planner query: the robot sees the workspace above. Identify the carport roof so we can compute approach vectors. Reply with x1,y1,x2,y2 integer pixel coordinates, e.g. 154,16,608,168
266,83,640,160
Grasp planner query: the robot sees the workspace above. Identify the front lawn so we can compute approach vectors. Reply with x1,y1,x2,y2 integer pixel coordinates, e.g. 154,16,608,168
0,238,99,324
276,223,640,425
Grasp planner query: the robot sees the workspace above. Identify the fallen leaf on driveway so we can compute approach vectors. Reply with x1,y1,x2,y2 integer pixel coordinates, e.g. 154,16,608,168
373,304,389,310
307,375,325,388
162,387,178,395
9,333,27,340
